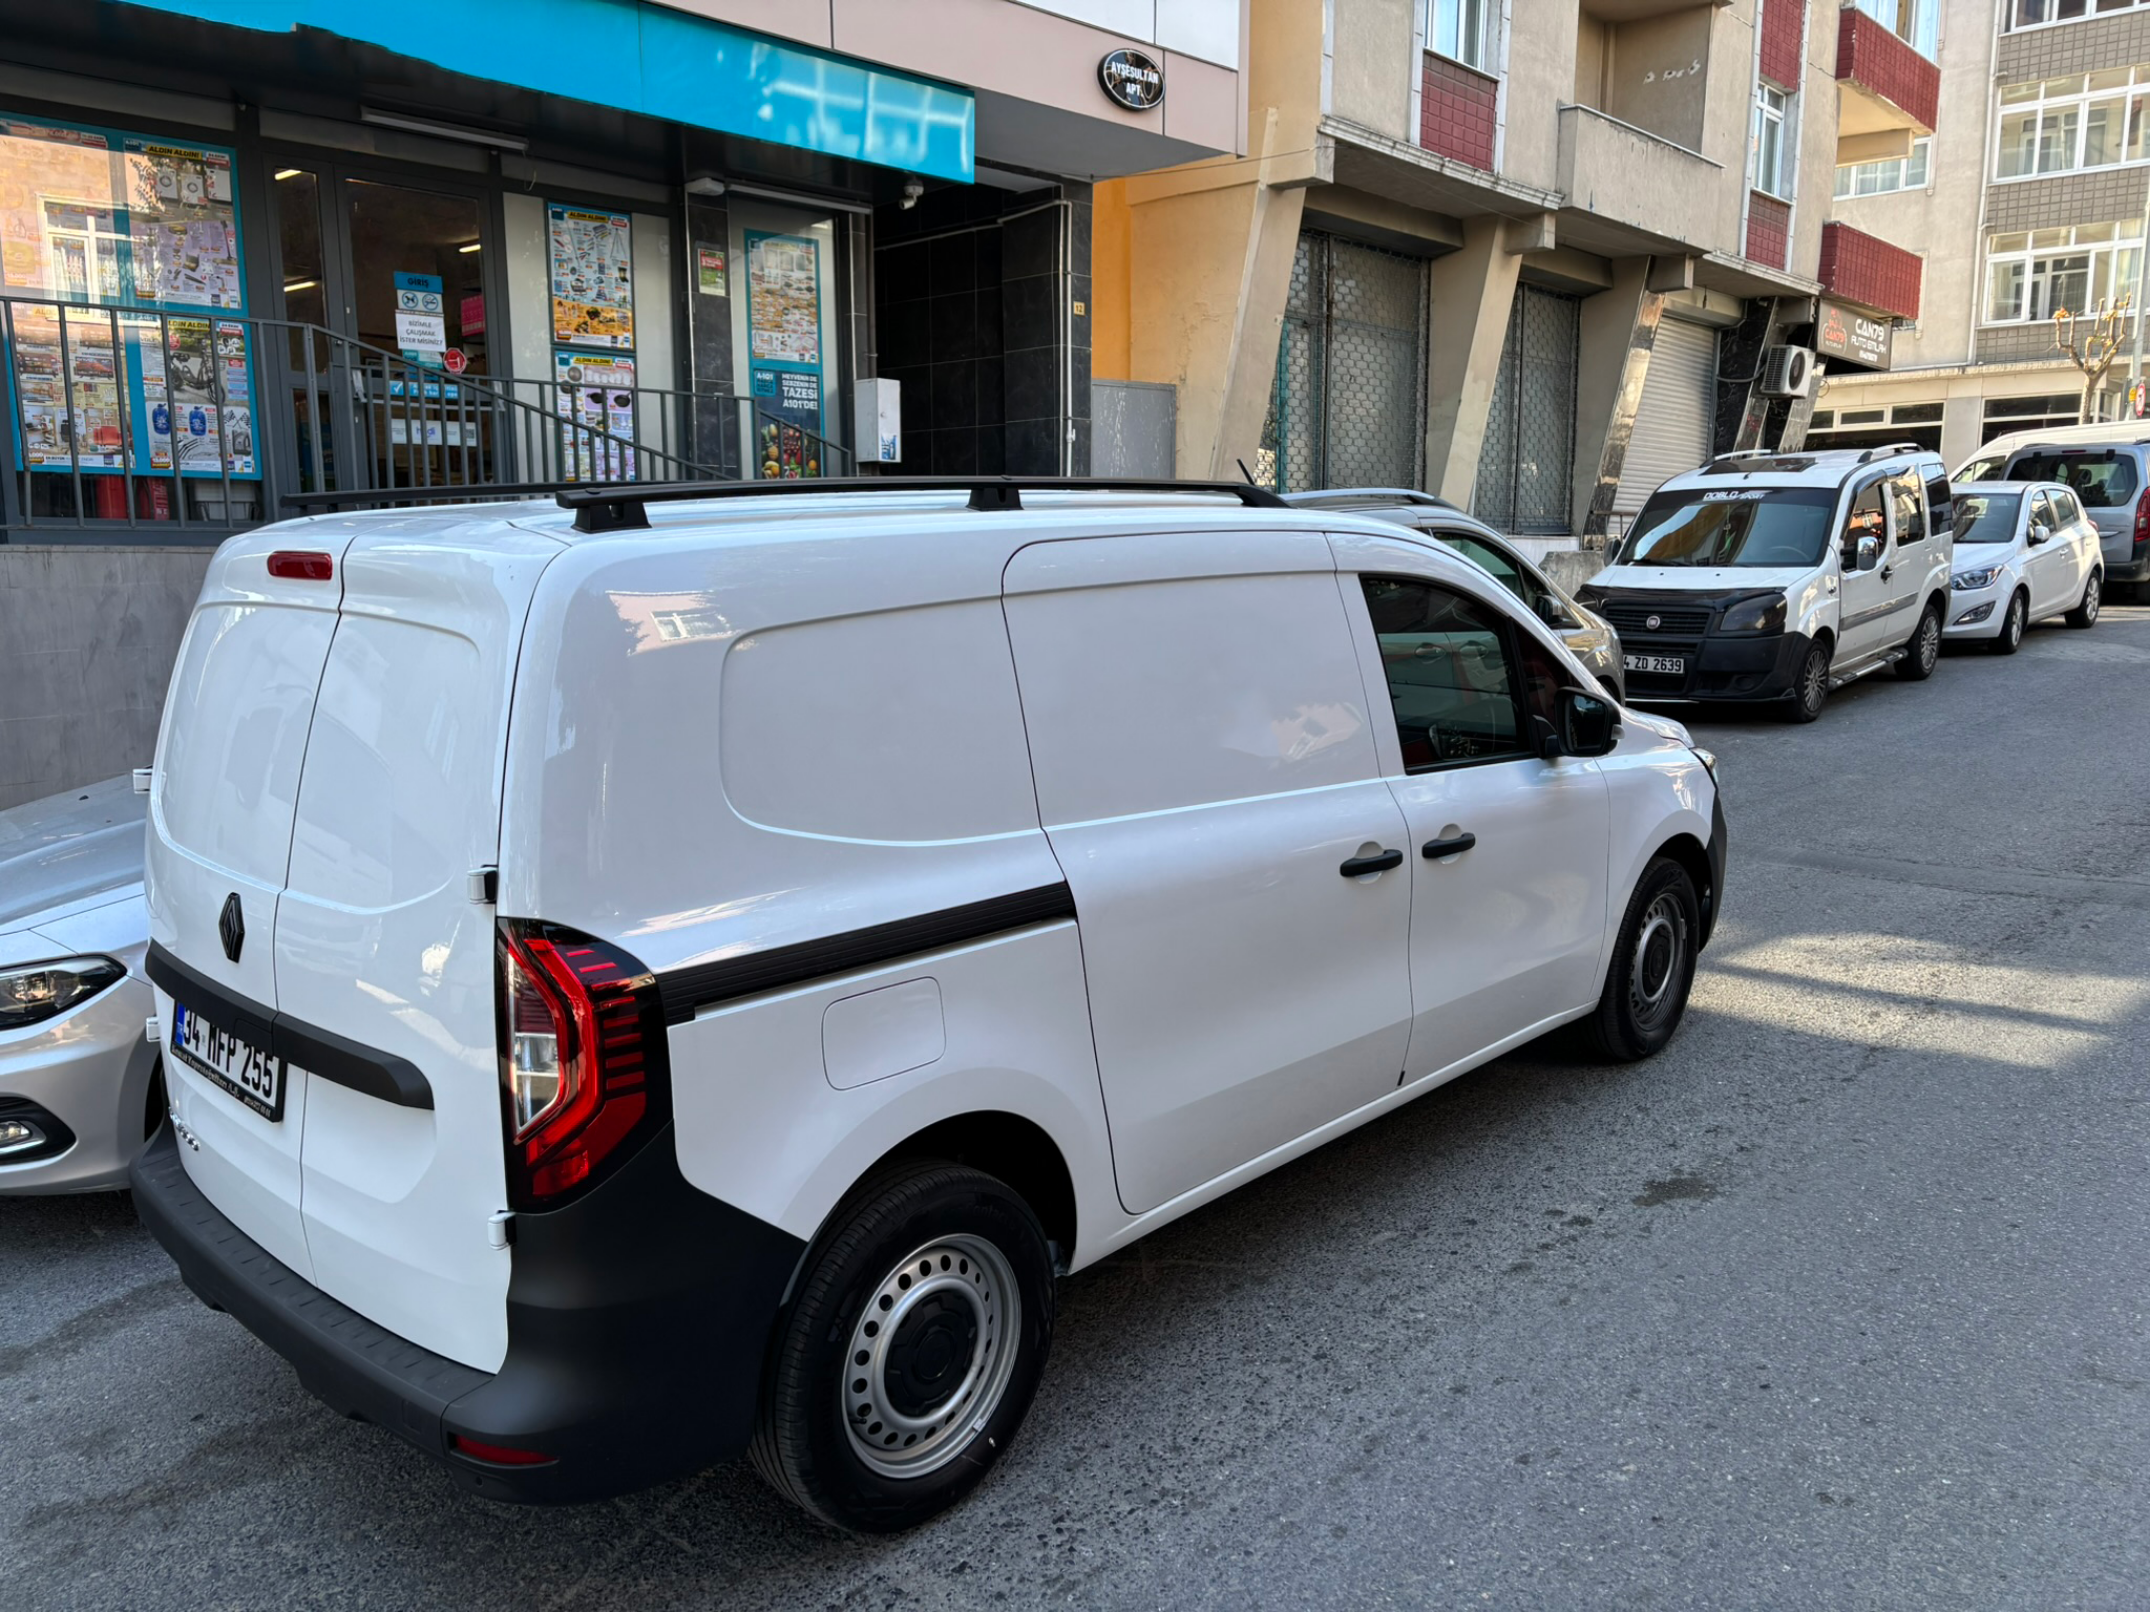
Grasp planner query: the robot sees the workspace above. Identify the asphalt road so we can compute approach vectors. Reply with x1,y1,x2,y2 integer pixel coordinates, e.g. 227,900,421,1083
6,607,2149,1612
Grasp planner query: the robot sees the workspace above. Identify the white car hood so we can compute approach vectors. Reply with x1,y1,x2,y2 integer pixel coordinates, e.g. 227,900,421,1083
1587,563,1814,594
0,775,147,930
1619,706,1694,747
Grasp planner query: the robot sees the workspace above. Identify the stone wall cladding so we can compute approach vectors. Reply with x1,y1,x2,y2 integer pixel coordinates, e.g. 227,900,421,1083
1759,0,1808,89
1837,9,1941,130
1421,53,1498,170
1978,323,2076,363
1985,166,2150,232
1821,221,1924,318
1747,193,1792,268
1998,10,2150,80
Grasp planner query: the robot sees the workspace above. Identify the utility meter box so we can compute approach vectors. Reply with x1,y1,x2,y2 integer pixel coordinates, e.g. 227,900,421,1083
855,377,902,464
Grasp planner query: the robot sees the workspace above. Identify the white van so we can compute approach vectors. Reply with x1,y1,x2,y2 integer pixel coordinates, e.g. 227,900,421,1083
1577,445,1955,722
131,479,1726,1532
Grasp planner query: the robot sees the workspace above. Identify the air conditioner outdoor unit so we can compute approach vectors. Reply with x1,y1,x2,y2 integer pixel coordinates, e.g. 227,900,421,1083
1761,344,1815,398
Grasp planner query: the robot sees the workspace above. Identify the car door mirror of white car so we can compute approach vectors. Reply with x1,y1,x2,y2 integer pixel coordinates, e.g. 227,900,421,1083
1538,687,1619,760
2028,521,2053,545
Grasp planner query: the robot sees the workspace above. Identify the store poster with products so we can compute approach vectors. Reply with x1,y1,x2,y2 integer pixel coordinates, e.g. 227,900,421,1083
548,204,633,349
553,352,637,483
745,230,823,478
0,114,254,479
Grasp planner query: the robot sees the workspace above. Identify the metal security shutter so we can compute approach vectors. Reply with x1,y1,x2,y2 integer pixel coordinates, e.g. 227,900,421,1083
1262,232,1428,492
1615,316,1717,514
1476,286,1579,536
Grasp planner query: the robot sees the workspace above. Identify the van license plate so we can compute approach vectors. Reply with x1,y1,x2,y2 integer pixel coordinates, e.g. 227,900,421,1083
170,1002,286,1122
1624,653,1686,675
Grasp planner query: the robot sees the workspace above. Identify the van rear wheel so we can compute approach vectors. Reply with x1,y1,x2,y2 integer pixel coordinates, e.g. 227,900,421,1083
750,1163,1055,1533
1585,857,1700,1062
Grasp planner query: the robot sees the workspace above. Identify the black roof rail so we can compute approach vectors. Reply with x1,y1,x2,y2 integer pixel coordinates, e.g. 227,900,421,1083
554,476,1291,534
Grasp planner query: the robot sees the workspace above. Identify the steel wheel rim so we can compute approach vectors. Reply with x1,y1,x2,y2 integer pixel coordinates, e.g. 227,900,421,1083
843,1233,1021,1479
1629,893,1688,1030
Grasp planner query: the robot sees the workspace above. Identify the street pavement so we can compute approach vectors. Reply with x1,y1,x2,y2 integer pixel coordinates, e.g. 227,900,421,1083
5,607,2149,1612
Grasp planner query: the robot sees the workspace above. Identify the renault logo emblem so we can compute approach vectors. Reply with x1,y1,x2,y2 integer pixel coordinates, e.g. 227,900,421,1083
218,892,245,963
1645,613,1662,631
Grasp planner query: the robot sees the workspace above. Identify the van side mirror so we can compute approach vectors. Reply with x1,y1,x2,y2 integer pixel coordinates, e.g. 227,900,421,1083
1842,533,1881,572
1542,687,1619,760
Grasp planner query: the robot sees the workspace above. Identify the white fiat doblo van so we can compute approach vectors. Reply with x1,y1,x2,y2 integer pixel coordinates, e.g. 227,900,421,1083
132,478,1726,1532
1577,445,1955,722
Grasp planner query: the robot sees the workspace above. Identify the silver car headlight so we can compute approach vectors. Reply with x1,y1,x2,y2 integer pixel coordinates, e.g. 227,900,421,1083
0,956,127,1032
1691,747,1719,783
1952,565,2002,590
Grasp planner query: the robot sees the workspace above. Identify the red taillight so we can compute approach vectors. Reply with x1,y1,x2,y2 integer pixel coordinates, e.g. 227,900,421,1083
267,550,334,581
2134,498,2150,547
495,920,668,1209
449,1434,554,1467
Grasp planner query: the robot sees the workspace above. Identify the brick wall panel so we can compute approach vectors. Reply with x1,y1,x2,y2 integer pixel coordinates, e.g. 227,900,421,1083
1759,0,1808,89
1747,192,1792,269
1820,221,1924,319
1837,9,1941,131
1998,11,2150,79
1421,54,1498,170
1985,168,2150,232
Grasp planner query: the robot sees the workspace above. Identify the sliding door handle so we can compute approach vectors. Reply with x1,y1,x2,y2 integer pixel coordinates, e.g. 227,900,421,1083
1339,849,1404,877
1422,832,1477,859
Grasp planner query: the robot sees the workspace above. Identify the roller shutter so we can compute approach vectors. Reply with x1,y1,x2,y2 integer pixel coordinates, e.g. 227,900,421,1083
1615,316,1717,514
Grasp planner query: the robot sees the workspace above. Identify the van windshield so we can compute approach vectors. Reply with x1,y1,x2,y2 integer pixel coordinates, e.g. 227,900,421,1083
2006,451,2138,507
1619,487,1837,568
1951,490,2020,543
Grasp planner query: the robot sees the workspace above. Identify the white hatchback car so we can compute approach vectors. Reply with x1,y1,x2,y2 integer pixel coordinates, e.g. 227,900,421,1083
1,776,161,1192
1943,481,2104,650
130,479,1726,1532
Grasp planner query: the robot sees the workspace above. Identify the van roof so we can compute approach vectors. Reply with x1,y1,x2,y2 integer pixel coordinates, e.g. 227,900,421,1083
1658,443,1941,494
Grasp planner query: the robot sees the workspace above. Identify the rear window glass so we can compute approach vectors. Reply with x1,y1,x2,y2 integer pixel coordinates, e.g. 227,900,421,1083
1620,487,1838,568
2006,452,2139,507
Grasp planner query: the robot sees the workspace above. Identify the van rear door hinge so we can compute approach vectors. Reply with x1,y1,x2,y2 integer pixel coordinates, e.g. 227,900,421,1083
487,1209,516,1249
467,866,499,905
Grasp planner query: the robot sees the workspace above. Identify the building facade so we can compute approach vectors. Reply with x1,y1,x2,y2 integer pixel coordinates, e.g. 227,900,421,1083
1813,0,2150,465
0,0,1248,807
1093,0,1867,546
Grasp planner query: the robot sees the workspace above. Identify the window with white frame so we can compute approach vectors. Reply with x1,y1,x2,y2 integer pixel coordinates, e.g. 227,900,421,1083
1429,0,1494,71
1853,0,1939,58
1752,85,1793,199
1995,68,2150,178
1835,136,1932,197
1984,220,2144,322
2010,0,2149,31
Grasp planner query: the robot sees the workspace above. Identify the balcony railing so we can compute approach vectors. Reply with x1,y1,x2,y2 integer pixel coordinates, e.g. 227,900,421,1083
0,294,854,538
1819,221,1924,321
1836,6,1941,134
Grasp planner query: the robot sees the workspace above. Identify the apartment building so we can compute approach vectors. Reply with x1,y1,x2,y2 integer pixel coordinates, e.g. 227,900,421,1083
1093,0,1918,543
1815,0,2150,465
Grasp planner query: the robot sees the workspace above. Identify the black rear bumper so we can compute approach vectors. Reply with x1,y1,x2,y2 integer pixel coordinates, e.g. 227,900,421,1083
131,1122,805,1503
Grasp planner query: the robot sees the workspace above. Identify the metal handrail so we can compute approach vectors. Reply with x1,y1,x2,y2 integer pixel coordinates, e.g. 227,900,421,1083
0,293,856,535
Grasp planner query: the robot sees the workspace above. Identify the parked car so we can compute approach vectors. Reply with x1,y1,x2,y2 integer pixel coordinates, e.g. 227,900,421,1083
1943,482,2104,651
1952,418,2150,486
1575,444,1954,723
1281,489,1628,701
1990,441,2150,602
130,479,1725,1531
1,775,161,1193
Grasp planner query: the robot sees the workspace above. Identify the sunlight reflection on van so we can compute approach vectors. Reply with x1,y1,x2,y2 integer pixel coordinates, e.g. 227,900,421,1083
607,591,735,653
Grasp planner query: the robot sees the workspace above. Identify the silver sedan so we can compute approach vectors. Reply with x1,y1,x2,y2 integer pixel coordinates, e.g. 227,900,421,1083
1,776,160,1193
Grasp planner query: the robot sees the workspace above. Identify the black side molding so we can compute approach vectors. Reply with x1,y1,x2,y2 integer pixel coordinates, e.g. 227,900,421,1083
657,882,1077,1025
145,942,435,1111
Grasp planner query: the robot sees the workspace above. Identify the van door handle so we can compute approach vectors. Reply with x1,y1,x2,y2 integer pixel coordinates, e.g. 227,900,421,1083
1340,849,1404,877
1423,832,1478,858
1881,564,1896,582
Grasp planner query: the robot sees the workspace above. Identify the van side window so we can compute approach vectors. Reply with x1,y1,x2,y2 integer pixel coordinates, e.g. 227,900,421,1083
1922,472,1952,533
2007,451,2140,507
1888,472,1927,546
1845,480,1888,549
1360,577,1531,771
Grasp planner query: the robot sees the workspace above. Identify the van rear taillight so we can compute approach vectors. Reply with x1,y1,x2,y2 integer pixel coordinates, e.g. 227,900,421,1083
267,550,335,581
495,920,671,1210
2134,498,2150,549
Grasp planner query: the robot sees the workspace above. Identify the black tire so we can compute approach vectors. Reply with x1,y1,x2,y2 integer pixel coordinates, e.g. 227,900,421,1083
750,1163,1056,1533
1779,639,1830,723
1989,590,2026,655
1586,857,1700,1062
2066,571,2102,628
1894,600,1943,679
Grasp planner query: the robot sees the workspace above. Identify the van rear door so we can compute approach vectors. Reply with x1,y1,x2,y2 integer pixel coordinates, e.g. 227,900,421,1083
279,521,559,1372
149,526,357,1280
